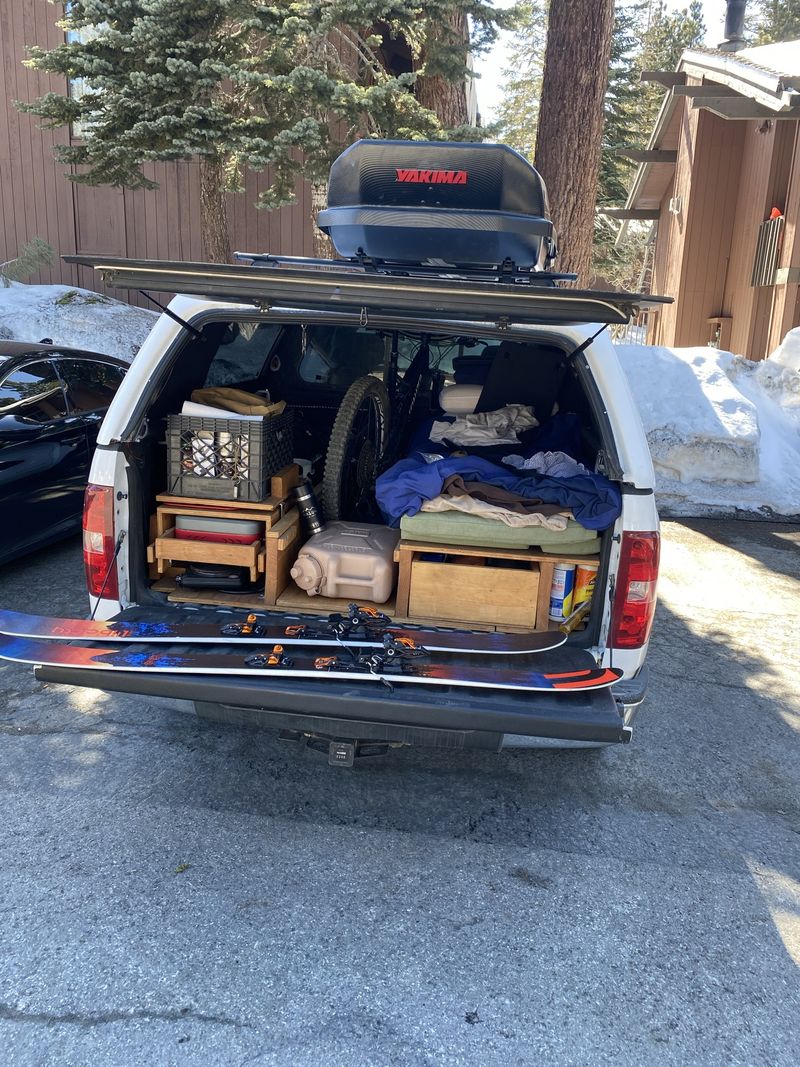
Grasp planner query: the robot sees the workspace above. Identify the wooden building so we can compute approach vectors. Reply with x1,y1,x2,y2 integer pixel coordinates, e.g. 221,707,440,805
609,41,800,360
0,4,477,305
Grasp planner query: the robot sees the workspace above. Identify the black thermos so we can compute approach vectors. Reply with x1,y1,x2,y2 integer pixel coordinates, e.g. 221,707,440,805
293,480,325,536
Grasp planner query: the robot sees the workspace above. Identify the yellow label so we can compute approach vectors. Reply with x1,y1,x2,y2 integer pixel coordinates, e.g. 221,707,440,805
573,565,597,607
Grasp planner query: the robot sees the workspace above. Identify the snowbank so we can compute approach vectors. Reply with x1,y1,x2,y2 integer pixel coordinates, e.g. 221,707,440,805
770,326,800,372
0,282,157,361
615,344,760,484
615,340,800,519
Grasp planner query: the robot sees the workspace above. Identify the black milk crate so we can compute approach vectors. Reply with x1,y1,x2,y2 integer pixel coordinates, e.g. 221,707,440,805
166,411,294,502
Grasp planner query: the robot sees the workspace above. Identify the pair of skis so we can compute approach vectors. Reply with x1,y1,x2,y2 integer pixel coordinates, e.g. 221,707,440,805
0,604,622,694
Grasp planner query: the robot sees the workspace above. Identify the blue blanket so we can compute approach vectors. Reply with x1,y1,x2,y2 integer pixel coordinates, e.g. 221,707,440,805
376,454,621,531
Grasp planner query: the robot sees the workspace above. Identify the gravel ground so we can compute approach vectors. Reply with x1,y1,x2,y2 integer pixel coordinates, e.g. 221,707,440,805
0,520,798,1067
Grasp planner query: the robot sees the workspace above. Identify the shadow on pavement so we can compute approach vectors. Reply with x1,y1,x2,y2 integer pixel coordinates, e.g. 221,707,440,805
1,525,799,1061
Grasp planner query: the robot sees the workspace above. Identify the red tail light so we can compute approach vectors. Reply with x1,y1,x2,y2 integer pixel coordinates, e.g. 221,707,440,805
610,531,660,649
83,484,119,600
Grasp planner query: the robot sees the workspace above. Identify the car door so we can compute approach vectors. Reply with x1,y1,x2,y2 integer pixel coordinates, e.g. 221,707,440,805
56,357,126,454
0,360,89,563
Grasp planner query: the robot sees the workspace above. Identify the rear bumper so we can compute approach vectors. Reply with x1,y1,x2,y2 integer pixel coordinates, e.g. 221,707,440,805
614,670,652,712
35,664,632,746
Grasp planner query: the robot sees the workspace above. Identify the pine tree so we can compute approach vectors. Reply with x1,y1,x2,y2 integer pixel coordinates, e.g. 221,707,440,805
751,1,800,43
19,1,505,263
535,0,616,284
593,1,647,285
0,238,55,287
590,2,705,287
495,1,548,160
636,1,705,136
497,1,642,285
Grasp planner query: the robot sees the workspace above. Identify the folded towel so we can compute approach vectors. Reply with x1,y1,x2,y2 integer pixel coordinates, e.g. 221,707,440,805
191,387,285,418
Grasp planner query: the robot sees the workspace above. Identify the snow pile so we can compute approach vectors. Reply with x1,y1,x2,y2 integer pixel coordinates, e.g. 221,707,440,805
0,282,157,361
769,326,800,372
615,340,800,519
615,344,760,484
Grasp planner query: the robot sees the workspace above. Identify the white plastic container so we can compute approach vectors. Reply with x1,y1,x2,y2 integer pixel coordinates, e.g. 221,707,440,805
290,522,400,602
438,384,482,415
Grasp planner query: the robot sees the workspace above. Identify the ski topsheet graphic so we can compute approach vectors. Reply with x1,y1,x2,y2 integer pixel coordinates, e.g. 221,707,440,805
0,606,567,656
0,635,622,694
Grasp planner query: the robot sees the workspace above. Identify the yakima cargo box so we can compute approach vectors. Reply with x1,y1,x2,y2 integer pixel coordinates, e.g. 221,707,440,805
317,140,556,270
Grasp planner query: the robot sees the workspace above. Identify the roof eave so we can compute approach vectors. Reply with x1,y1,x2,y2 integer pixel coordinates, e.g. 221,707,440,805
617,90,679,229
681,48,799,111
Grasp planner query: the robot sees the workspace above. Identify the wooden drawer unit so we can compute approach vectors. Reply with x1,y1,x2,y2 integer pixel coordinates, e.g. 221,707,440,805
395,539,600,631
409,558,539,628
150,507,303,606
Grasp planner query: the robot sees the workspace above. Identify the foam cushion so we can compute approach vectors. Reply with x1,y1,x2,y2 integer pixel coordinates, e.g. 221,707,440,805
400,511,601,553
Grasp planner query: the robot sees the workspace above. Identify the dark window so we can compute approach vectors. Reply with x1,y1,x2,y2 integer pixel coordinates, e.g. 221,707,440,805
298,326,387,386
296,327,461,386
204,322,282,387
0,361,68,422
57,359,125,413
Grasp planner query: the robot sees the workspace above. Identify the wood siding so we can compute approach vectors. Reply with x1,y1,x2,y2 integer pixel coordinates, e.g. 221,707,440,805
674,110,744,347
647,86,800,360
722,120,795,357
1,0,78,287
1,2,312,306
651,100,745,349
769,125,800,353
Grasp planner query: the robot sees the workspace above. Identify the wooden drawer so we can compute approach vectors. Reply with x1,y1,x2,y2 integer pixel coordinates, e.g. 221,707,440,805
157,508,304,608
148,528,264,582
408,559,539,628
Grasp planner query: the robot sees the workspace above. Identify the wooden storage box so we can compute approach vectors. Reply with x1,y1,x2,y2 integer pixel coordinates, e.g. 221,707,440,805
408,558,539,629
395,539,600,631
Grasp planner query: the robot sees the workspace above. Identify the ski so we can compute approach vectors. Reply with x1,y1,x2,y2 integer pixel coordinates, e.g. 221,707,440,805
0,635,622,694
0,605,567,656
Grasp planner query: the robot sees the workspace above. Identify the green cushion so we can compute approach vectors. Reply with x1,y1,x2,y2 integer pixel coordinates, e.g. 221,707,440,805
399,511,601,553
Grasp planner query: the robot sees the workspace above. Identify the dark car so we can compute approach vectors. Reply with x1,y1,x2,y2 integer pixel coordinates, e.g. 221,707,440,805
0,341,128,565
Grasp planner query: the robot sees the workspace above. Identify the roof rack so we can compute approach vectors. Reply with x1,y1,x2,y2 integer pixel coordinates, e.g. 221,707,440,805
233,251,577,287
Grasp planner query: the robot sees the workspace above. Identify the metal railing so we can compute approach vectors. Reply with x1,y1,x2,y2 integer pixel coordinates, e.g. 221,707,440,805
611,308,651,345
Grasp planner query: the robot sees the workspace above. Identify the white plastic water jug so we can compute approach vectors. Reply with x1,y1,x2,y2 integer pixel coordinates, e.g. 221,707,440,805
290,522,400,602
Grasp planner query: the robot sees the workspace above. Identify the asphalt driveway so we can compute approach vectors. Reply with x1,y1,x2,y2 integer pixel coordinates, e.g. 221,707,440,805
0,519,798,1066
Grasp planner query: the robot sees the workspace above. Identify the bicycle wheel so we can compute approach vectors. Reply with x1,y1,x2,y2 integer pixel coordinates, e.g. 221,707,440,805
322,376,391,522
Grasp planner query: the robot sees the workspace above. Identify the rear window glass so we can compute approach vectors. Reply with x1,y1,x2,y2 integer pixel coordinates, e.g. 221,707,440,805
204,322,281,387
195,321,490,396
298,326,386,386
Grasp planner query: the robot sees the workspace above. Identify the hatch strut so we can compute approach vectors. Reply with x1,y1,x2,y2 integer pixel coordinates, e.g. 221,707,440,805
567,323,608,360
139,291,203,339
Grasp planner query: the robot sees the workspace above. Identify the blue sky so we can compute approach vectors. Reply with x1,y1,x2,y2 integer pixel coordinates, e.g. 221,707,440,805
474,0,727,122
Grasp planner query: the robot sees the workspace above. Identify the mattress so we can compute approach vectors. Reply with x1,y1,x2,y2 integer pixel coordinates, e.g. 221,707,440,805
399,511,601,553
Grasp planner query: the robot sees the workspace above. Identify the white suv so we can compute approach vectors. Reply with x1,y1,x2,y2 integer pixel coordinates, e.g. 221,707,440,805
39,142,665,755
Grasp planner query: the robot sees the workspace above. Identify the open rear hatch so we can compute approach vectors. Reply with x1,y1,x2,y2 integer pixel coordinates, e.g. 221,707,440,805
66,255,670,328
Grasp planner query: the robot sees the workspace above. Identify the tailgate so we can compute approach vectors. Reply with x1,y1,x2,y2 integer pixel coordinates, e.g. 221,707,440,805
34,606,629,745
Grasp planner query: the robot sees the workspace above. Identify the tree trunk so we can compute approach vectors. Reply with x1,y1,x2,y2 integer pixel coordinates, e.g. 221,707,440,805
311,180,334,259
535,0,615,284
416,10,470,127
199,155,232,264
